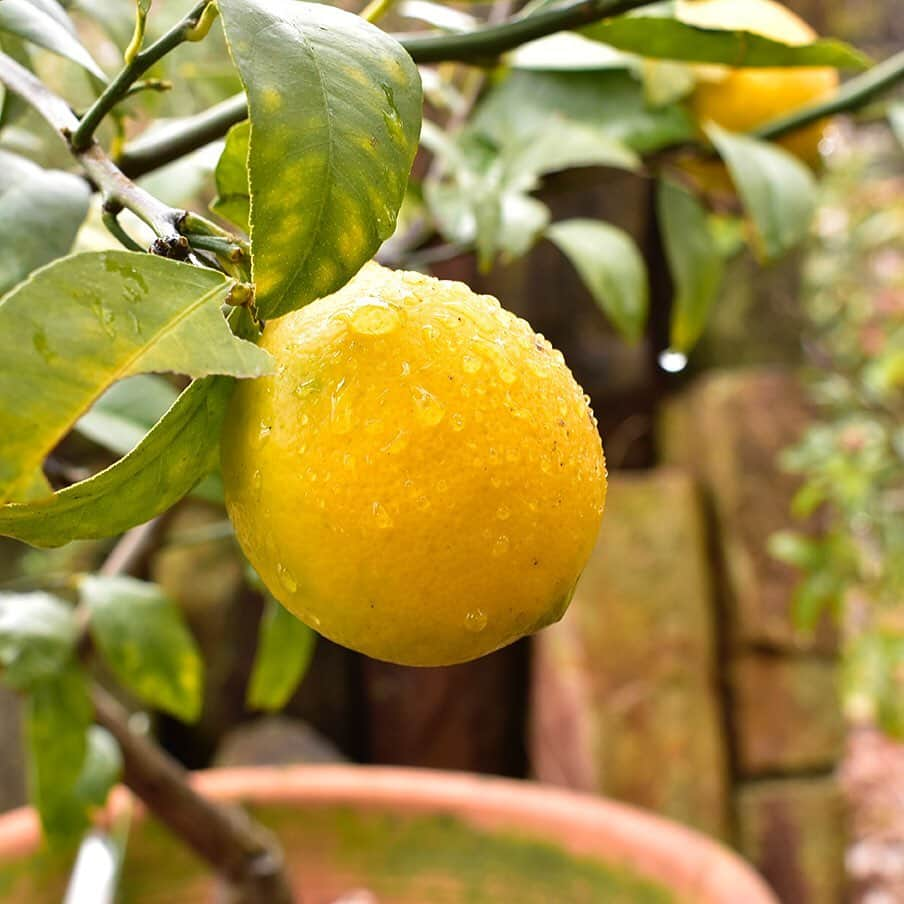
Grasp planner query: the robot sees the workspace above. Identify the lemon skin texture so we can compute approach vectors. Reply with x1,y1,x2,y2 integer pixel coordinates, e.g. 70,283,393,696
221,263,607,667
676,0,839,194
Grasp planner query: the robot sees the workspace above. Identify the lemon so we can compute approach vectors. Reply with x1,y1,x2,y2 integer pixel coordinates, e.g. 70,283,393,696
674,0,839,195
221,263,606,666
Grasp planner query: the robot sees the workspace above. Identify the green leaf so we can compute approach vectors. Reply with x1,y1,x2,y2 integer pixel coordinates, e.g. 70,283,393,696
75,375,180,458
582,14,869,69
211,120,250,233
657,179,725,351
74,725,122,808
26,664,93,839
0,34,31,128
0,0,106,79
81,575,203,722
506,32,631,70
470,69,694,156
546,219,649,342
0,152,91,296
0,250,272,501
247,596,315,711
0,374,233,547
509,121,640,176
219,0,422,318
0,591,77,689
706,123,816,261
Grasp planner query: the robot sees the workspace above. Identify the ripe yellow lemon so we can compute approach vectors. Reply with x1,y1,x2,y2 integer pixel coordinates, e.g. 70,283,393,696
221,263,607,666
675,0,838,195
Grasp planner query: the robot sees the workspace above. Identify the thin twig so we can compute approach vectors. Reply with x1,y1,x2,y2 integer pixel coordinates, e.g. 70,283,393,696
98,519,164,577
0,50,181,241
70,1,214,151
92,686,294,904
116,12,904,181
755,47,904,142
399,0,645,63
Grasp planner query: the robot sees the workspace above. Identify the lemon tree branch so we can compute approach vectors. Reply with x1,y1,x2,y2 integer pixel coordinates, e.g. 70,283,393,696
755,47,904,141
70,1,216,151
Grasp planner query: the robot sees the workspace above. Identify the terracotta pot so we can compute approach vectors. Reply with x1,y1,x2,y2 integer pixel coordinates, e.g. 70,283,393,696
0,766,776,903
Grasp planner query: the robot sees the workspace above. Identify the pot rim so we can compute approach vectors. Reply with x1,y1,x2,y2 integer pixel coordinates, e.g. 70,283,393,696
0,764,777,903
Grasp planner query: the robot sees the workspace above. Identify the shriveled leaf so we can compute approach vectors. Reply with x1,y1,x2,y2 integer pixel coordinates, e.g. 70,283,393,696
470,69,694,155
657,179,724,351
0,374,233,547
26,664,92,839
0,250,271,501
0,0,106,78
546,219,648,342
706,123,816,261
75,375,180,457
211,120,250,233
247,596,316,711
582,14,868,69
219,0,422,318
0,151,91,296
74,725,122,807
81,575,203,723
0,591,77,689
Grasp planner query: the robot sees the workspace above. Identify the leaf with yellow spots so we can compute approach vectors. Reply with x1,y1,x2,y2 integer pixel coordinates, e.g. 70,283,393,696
219,0,422,319
80,575,204,723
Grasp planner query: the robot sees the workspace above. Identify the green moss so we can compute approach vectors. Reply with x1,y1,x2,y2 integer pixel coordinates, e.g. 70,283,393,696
0,802,679,903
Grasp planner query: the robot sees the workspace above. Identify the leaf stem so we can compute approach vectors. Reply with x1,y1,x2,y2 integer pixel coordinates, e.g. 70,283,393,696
360,0,400,25
70,1,214,152
102,207,145,252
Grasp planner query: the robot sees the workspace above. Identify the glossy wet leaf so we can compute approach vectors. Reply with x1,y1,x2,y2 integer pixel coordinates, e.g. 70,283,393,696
0,591,77,689
582,13,868,68
219,0,422,318
0,151,91,296
657,179,725,352
0,374,233,547
471,69,694,156
706,123,816,261
81,575,203,723
0,0,105,79
546,219,649,342
211,119,250,233
0,250,272,501
75,375,180,457
247,596,316,711
25,664,92,839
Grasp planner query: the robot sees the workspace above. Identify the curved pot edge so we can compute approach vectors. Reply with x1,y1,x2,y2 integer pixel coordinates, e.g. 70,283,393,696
0,765,778,904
